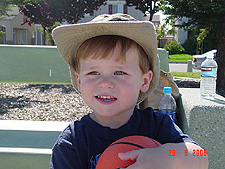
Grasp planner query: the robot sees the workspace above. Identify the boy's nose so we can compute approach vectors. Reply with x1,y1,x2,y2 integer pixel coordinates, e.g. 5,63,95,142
98,77,114,89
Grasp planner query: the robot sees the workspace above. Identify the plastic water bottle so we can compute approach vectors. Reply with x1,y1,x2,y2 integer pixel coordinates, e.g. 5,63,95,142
200,53,217,99
159,87,176,122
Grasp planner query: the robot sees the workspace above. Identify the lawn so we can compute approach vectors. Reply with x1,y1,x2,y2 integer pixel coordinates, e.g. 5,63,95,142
168,54,200,79
169,54,193,62
171,72,201,79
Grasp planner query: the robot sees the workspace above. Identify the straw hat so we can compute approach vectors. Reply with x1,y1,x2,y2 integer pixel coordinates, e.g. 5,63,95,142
52,13,160,104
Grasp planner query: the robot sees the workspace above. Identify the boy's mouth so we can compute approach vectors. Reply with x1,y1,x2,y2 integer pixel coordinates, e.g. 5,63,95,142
95,95,117,103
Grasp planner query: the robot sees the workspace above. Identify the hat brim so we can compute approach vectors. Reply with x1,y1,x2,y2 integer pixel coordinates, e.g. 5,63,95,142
53,21,160,104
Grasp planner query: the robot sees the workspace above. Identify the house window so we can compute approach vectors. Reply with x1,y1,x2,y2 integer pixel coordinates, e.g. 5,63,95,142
113,4,123,13
18,30,27,45
0,26,6,44
109,4,127,14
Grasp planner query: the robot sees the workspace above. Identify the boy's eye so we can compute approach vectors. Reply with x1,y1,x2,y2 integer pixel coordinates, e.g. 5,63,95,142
114,71,126,75
88,71,100,75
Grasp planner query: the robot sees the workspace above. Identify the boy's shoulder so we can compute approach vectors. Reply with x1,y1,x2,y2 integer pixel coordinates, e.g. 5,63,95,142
136,107,172,124
54,115,89,147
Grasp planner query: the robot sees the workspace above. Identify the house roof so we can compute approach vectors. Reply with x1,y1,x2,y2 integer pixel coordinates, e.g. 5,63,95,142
2,6,20,20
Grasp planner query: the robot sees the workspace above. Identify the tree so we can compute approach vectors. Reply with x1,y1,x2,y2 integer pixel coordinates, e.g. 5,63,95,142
0,1,41,17
47,0,106,24
0,0,12,16
155,21,177,47
155,19,177,38
0,0,39,37
196,28,210,54
17,0,107,44
0,1,33,17
0,0,10,37
125,0,166,21
18,0,56,44
163,0,225,97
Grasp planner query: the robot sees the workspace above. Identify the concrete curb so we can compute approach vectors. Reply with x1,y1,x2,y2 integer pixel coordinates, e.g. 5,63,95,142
178,88,225,169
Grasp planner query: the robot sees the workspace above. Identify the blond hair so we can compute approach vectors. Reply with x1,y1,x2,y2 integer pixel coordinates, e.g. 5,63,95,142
73,35,152,74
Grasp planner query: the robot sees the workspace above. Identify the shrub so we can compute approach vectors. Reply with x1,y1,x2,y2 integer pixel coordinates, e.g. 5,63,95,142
164,40,185,55
183,38,197,55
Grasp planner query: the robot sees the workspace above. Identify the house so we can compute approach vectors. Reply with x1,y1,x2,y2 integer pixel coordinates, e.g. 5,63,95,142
174,17,190,45
78,0,163,46
0,6,35,45
78,0,161,26
1,1,161,46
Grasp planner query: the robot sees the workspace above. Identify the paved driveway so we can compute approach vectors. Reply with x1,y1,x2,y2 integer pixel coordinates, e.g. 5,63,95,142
169,63,201,73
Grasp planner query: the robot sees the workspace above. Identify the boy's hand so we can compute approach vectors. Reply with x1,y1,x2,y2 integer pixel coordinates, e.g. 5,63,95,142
118,142,208,169
118,146,176,169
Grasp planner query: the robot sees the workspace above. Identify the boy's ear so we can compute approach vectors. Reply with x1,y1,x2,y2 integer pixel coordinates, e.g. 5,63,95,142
140,70,153,93
75,71,81,92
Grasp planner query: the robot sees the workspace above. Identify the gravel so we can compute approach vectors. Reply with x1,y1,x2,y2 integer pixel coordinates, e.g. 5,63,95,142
0,79,200,122
0,83,92,122
174,77,200,88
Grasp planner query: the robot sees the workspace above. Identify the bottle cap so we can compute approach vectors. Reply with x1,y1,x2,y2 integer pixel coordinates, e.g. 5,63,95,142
163,87,172,94
207,53,214,58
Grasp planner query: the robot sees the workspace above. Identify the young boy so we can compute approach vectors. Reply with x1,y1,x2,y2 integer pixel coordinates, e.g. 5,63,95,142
50,14,208,169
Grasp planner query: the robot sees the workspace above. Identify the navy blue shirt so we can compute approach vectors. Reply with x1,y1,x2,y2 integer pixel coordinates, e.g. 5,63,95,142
50,107,194,169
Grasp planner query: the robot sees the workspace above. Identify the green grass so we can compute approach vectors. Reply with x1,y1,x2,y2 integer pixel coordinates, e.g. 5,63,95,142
169,54,193,62
171,72,201,79
169,54,200,79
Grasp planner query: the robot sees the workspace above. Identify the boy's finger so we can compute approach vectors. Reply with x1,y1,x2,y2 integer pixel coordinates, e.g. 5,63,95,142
118,150,140,161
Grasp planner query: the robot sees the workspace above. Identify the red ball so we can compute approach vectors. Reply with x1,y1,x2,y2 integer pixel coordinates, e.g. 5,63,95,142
96,136,161,169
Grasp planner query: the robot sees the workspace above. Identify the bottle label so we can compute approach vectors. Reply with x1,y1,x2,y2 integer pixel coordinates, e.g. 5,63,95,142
159,110,176,122
201,67,217,77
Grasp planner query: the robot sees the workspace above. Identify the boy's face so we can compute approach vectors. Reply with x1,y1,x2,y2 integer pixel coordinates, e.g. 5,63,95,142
75,43,152,129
